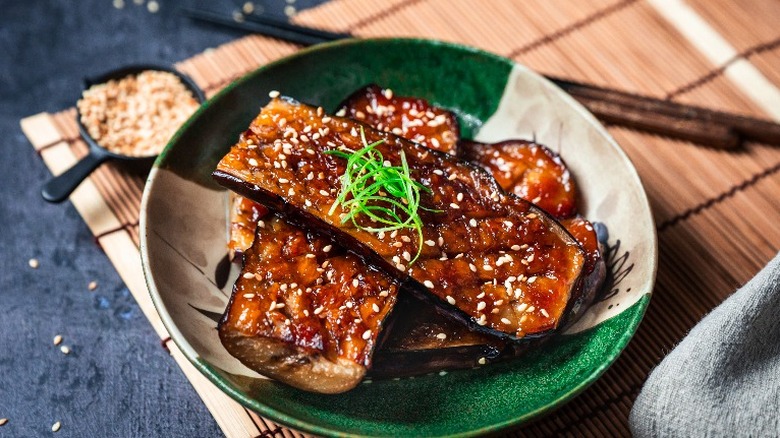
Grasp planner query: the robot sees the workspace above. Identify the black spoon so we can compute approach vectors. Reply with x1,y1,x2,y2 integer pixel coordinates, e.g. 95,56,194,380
41,64,206,203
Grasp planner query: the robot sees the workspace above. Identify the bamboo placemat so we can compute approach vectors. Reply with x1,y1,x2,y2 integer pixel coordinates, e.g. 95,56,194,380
20,0,780,436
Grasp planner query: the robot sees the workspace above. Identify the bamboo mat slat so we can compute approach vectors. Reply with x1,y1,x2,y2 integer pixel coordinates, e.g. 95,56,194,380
20,0,780,436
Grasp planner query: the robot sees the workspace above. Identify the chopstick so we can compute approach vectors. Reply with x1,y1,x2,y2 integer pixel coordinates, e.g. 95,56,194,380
182,8,337,46
547,77,780,149
182,7,780,149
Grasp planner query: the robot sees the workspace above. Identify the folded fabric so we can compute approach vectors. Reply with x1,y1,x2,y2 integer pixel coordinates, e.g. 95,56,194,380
630,251,780,437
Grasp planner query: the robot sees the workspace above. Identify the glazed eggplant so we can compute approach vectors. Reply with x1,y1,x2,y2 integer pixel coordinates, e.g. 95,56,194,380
337,84,460,155
227,192,268,259
213,97,587,340
459,139,577,218
219,216,397,393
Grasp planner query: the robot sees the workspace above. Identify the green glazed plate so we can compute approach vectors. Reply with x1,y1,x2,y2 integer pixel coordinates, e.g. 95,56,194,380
140,38,657,437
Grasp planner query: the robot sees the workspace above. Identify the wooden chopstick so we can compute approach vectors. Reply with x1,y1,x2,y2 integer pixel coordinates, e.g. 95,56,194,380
181,8,780,149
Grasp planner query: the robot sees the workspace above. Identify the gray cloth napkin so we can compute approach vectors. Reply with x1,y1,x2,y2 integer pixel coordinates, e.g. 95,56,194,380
630,251,780,437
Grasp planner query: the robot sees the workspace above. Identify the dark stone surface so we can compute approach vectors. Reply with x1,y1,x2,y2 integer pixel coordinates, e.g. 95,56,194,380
0,1,320,436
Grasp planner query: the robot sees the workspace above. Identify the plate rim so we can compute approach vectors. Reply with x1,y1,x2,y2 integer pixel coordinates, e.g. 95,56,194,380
140,36,658,437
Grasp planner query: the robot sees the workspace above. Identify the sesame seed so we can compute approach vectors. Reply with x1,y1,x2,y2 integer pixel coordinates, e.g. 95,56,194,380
527,276,537,283
450,203,460,209
268,302,276,311
243,293,255,299
384,89,393,99
469,263,477,272
436,333,447,340
287,188,295,196
52,422,61,432
319,189,329,196
483,264,493,271
438,237,444,246
303,309,310,317
517,303,529,312
496,259,504,266
424,280,435,289
424,240,435,246
362,330,372,340
392,242,403,248
305,253,316,259
469,218,477,227
439,371,448,376
268,90,280,98
28,258,39,269
433,169,444,176
313,306,324,315
402,251,411,262
401,235,411,243
457,193,464,201
527,306,535,313
279,178,289,184
247,158,258,167
372,303,380,313
0,418,7,426
276,303,285,309
395,263,406,272
446,296,456,305
527,213,538,219
541,309,550,318
448,173,457,180
501,317,511,325
53,335,63,345
322,116,332,123
477,301,486,311
478,357,487,365
379,290,390,297
60,346,70,355
352,279,359,288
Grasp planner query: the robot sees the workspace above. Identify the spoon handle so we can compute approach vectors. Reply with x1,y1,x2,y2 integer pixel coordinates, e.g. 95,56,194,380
41,149,110,203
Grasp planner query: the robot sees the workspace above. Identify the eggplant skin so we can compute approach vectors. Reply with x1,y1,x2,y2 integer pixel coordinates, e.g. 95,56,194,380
218,328,365,394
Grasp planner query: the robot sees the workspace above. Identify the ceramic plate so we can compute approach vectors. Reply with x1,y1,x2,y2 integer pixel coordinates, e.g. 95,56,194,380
140,38,657,437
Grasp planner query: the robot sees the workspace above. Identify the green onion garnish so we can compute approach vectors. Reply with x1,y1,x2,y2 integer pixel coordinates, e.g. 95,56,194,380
324,127,432,264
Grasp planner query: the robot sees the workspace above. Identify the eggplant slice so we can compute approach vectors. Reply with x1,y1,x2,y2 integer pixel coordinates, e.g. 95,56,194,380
459,139,577,219
219,216,397,393
213,97,587,341
337,84,460,155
